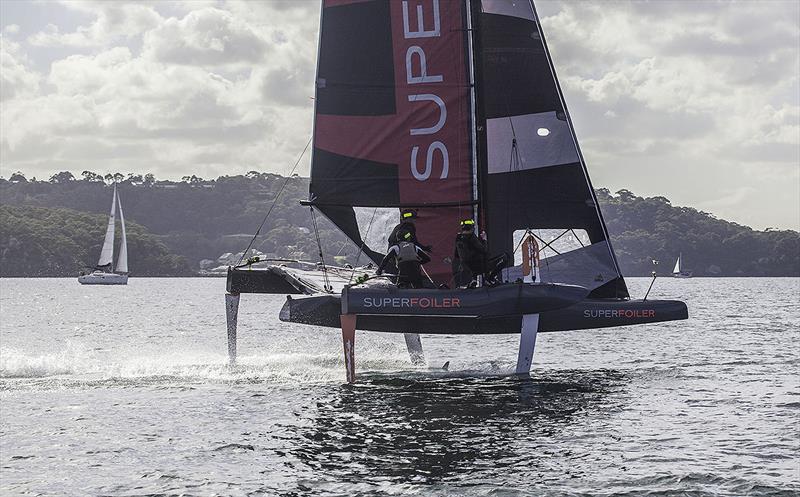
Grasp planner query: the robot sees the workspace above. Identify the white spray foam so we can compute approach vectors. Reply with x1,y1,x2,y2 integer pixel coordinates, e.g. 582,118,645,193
0,337,416,386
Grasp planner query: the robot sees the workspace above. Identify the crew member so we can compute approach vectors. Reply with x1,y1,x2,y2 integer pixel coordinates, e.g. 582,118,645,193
453,219,507,287
376,230,431,289
387,209,431,251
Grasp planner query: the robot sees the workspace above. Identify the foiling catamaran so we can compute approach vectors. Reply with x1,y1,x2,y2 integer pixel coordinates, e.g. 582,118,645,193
224,0,687,382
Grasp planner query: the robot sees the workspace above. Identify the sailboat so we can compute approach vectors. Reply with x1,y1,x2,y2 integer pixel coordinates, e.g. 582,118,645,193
672,253,692,278
223,0,687,382
78,184,129,285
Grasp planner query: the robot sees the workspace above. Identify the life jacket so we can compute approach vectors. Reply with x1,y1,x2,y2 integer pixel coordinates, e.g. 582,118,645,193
396,241,420,264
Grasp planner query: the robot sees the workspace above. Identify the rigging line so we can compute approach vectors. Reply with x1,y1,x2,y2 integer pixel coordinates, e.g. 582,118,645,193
348,207,378,285
570,229,586,248
310,207,332,293
236,136,313,265
512,229,536,256
535,229,569,257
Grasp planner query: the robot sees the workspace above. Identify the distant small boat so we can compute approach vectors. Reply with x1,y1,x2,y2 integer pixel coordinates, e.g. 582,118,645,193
672,253,692,278
78,184,129,285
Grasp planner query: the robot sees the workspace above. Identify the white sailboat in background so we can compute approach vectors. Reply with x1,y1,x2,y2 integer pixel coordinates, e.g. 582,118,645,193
672,253,692,278
78,184,129,285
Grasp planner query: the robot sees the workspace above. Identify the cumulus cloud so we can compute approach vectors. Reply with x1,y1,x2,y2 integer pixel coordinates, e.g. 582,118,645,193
0,0,797,229
539,0,799,229
142,7,270,66
28,2,162,47
0,37,41,101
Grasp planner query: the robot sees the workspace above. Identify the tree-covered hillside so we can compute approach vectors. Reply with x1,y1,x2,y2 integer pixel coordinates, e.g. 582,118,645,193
0,171,797,277
0,205,192,277
597,189,799,277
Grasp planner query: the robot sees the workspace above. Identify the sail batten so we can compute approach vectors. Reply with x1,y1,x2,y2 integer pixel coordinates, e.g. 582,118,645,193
97,185,117,269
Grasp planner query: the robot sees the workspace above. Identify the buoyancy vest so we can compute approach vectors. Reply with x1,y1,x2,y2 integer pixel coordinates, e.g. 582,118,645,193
396,242,420,263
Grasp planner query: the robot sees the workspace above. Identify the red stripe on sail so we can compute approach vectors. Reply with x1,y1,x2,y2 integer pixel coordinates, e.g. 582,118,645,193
313,0,473,283
389,0,472,281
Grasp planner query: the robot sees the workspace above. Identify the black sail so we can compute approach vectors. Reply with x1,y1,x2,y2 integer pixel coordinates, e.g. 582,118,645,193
472,0,629,298
307,0,628,298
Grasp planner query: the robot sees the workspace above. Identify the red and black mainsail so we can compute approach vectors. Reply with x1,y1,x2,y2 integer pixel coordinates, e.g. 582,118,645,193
308,0,628,298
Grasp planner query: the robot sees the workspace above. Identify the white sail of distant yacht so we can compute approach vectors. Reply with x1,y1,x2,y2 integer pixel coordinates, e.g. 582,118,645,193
78,184,129,285
97,185,116,269
116,191,128,274
672,253,692,278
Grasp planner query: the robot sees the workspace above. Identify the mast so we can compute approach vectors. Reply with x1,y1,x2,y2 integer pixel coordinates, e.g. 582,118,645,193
97,184,117,270
116,190,128,274
466,0,484,229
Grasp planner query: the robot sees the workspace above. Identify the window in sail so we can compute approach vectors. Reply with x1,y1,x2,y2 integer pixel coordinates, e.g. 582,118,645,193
506,228,617,292
512,228,590,266
354,207,399,258
537,127,550,136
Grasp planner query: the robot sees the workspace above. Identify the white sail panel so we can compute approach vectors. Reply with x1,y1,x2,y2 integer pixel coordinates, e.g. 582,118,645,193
482,0,534,20
486,112,579,173
97,185,117,268
673,255,681,274
116,191,128,274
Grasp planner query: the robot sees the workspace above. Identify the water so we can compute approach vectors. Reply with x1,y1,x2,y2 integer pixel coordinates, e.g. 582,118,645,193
1,278,798,496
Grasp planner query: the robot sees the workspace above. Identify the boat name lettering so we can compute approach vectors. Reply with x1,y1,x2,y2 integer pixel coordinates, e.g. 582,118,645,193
362,296,461,309
583,309,656,318
403,0,449,181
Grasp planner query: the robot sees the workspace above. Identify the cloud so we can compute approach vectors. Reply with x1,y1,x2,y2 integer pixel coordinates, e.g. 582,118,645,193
142,7,269,66
1,0,797,229
0,37,41,101
536,1,799,229
28,2,162,47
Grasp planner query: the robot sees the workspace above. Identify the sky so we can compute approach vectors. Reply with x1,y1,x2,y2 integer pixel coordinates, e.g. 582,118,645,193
0,0,798,230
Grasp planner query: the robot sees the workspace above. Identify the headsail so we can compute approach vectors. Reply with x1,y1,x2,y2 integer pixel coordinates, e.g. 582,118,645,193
309,0,475,282
673,254,681,274
116,190,128,274
97,184,117,270
472,0,628,298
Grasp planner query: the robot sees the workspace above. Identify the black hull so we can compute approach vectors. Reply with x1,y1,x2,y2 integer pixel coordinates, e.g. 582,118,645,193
227,266,306,294
280,294,687,334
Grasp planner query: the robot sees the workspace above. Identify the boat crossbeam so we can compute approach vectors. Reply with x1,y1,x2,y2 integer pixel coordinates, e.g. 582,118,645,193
225,293,240,365
515,313,540,376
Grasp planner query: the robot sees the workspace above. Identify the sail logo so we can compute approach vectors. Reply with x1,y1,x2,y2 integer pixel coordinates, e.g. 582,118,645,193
402,0,449,182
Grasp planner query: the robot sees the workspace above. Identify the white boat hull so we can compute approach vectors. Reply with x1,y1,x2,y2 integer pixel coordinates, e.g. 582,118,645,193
78,272,128,285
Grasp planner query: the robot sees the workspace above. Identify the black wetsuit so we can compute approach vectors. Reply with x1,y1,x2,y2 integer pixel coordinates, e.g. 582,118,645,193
453,232,507,286
387,221,431,251
377,241,431,288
